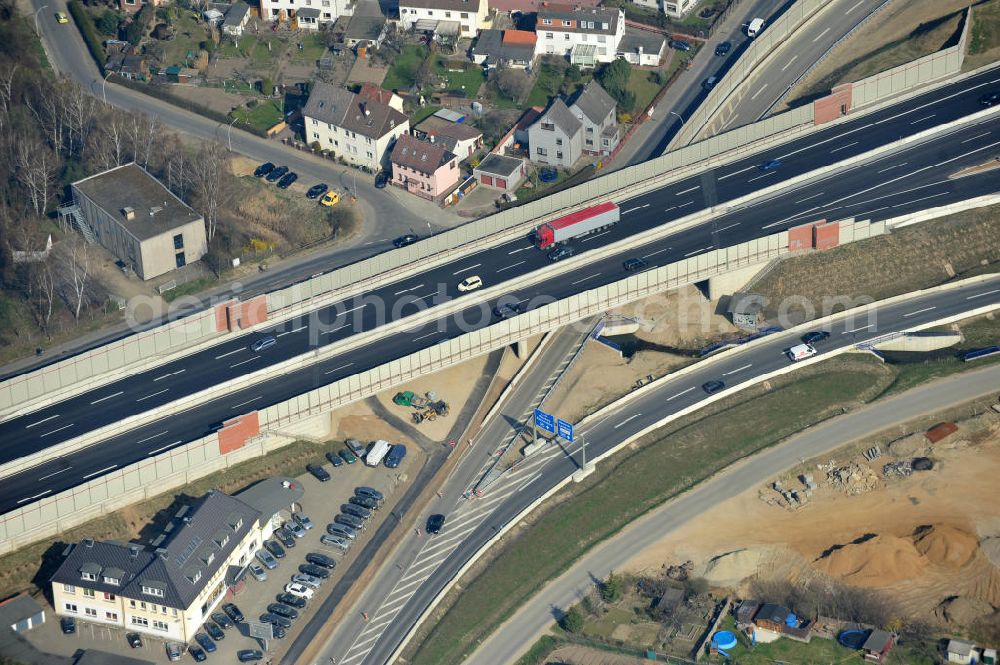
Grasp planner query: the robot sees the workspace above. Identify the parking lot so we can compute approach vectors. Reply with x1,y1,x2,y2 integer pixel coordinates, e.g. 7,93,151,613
28,451,410,664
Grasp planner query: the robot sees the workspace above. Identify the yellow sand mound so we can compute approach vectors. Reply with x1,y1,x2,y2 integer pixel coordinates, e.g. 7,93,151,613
914,524,978,568
816,535,927,586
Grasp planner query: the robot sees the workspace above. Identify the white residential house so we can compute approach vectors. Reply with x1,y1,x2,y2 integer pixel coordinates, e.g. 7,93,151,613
631,0,698,19
534,5,625,66
259,0,352,27
527,98,582,168
221,2,251,36
303,82,410,171
569,79,619,156
398,0,490,38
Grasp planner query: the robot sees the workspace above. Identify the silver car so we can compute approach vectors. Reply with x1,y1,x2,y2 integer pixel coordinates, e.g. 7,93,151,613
320,535,350,551
292,512,314,530
248,563,267,581
286,521,307,539
291,573,323,589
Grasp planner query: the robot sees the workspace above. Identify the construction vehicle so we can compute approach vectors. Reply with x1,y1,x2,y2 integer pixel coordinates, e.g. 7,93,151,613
411,401,450,424
393,391,428,408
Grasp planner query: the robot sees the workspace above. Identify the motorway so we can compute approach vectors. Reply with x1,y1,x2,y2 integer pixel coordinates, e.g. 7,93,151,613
2,75,1000,511
465,361,1000,664
333,274,1000,665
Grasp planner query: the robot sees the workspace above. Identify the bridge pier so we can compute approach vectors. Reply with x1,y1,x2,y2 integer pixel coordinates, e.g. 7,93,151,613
705,262,770,300
514,339,529,359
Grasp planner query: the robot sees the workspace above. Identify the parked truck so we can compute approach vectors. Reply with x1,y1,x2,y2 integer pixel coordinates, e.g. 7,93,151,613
534,202,620,249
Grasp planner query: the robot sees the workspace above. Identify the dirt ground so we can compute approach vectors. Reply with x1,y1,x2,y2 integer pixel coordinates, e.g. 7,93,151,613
780,0,976,111
623,410,1000,628
167,83,249,115
348,58,388,85
545,285,738,422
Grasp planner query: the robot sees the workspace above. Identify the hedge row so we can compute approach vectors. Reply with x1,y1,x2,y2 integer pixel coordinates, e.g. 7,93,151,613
67,0,105,73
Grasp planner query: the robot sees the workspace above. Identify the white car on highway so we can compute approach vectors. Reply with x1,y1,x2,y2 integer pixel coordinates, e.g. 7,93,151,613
284,583,314,599
457,275,483,292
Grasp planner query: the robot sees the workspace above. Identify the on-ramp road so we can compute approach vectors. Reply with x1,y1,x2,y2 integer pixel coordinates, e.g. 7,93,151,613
466,362,1000,664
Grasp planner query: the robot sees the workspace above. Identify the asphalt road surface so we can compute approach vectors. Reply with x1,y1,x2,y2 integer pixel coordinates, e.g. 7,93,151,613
466,362,1000,664
292,274,1000,665
3,88,1000,510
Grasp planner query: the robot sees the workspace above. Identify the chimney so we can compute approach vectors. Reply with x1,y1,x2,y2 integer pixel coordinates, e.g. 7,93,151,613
122,207,135,221
429,134,435,143
129,545,140,559
82,538,94,548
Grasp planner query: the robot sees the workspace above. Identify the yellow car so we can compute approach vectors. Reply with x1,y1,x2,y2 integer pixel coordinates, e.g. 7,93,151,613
55,11,69,23
319,191,340,207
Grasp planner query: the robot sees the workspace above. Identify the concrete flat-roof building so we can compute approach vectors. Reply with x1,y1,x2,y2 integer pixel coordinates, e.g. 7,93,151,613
70,164,207,281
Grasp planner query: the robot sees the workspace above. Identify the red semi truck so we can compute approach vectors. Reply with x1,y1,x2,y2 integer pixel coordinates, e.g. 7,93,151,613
534,202,620,249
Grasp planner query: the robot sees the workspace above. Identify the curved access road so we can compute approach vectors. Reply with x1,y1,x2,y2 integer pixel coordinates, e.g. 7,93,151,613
465,362,1000,664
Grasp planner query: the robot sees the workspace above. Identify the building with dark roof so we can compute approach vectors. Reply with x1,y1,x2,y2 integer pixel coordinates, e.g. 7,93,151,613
0,594,45,634
221,2,250,36
50,491,261,644
398,0,490,37
617,26,666,67
390,133,460,200
861,630,895,663
344,12,389,48
527,98,582,167
70,164,206,281
471,29,537,70
569,79,619,156
474,153,526,192
303,82,410,171
413,115,483,159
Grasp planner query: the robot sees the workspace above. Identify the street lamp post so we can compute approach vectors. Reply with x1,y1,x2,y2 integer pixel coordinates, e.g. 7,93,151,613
668,111,685,127
33,4,48,34
228,117,239,152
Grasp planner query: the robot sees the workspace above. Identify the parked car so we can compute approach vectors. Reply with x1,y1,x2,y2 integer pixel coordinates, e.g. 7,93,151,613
60,617,76,634
702,380,725,394
325,451,344,467
189,646,206,662
385,444,407,469
306,552,337,569
264,540,286,558
211,612,234,629
458,275,483,292
283,582,315,599
259,613,292,629
321,534,351,550
306,183,329,199
493,302,521,319
355,486,384,503
623,257,648,272
375,171,389,188
248,563,268,581
801,330,831,344
254,162,275,178
293,512,314,530
194,633,216,653
272,625,287,640
393,233,418,248
758,158,781,172
547,246,574,262
255,549,278,569
267,604,299,621
291,573,323,589
349,495,379,510
341,504,372,521
237,650,263,662
668,39,691,51
714,41,732,56
346,439,367,457
320,191,340,207
426,514,445,534
276,593,307,609
274,527,296,548
336,513,366,530
338,449,357,464
222,603,245,623
166,643,183,662
277,172,298,189
306,463,331,482
265,165,289,182
286,521,307,539
326,523,357,540
204,621,224,641
980,90,1000,107
127,633,143,649
299,563,331,579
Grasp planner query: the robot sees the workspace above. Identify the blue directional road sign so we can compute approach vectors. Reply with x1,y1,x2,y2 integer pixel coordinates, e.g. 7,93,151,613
534,408,555,434
557,419,574,442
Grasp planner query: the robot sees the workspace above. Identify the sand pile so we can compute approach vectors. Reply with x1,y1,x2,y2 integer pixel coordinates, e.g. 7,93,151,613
935,596,996,625
816,535,927,586
702,548,767,587
914,524,978,568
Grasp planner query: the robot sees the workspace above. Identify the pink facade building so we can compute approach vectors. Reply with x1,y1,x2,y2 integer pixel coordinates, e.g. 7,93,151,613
390,134,460,201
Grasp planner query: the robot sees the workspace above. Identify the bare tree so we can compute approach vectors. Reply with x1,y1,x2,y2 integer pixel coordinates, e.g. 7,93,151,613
32,260,56,333
15,137,55,216
0,63,18,135
64,237,91,319
494,68,532,102
190,144,229,243
127,112,159,168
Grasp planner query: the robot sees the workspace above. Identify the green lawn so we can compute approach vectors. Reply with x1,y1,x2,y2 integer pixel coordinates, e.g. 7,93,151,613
526,60,569,107
435,58,484,96
410,104,441,125
217,34,259,59
160,12,208,67
291,33,327,64
407,359,894,665
230,99,284,133
626,68,664,114
382,44,429,91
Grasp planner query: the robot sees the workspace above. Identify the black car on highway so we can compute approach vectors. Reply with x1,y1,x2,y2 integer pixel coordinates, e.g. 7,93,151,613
306,463,331,481
306,552,337,569
265,165,289,182
299,563,331,579
276,593,307,609
714,41,732,56
801,331,831,344
393,233,418,248
548,246,574,262
267,603,299,621
264,540,286,558
254,162,275,178
980,90,1000,107
702,380,725,394
623,257,648,272
222,603,245,623
306,183,329,199
493,302,521,319
427,514,445,534
277,172,298,189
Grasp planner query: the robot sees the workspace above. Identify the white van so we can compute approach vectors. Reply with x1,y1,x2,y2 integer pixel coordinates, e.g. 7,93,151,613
786,344,817,362
747,17,764,38
365,439,392,467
